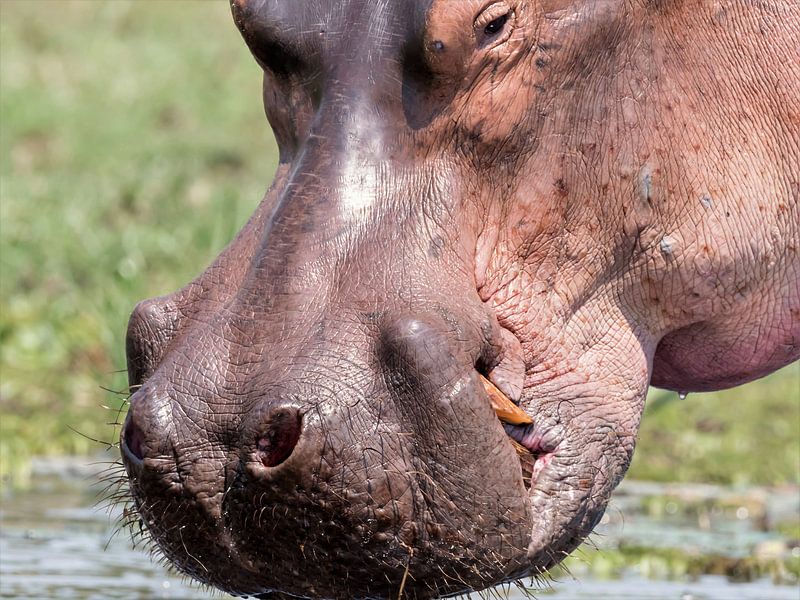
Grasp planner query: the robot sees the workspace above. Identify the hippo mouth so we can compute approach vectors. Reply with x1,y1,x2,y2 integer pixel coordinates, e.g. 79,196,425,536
480,375,556,489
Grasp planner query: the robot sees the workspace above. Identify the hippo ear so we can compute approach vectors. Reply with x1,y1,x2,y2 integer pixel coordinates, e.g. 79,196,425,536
230,0,257,36
230,0,273,32
230,0,306,78
229,0,277,61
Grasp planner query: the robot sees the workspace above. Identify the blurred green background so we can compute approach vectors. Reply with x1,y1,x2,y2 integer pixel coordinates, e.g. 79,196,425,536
0,0,798,493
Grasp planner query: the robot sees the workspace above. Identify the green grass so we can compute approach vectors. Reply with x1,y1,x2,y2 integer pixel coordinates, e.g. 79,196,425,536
0,0,276,485
552,544,800,586
1,1,798,489
632,367,800,486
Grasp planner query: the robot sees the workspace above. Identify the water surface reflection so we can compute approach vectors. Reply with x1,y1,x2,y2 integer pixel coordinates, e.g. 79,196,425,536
1,457,797,599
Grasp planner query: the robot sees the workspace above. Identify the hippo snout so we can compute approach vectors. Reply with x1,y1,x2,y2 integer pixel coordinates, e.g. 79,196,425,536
120,308,533,598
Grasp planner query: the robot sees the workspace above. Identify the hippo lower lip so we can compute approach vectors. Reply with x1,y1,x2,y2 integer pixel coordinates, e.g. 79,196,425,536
502,422,558,486
502,423,557,454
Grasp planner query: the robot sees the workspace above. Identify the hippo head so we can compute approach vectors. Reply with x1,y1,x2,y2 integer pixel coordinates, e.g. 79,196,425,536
121,0,677,597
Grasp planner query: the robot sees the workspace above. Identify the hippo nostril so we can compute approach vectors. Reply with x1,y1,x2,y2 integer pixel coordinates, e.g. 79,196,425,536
256,409,302,468
122,414,145,463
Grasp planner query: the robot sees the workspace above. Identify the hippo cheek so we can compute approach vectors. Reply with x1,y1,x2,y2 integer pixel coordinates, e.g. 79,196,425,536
492,316,653,567
505,415,635,568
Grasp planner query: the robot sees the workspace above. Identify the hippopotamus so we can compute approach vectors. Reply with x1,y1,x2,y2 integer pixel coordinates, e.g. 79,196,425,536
119,0,799,597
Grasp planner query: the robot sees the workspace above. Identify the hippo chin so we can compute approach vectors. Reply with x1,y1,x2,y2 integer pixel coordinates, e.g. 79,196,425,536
119,0,799,598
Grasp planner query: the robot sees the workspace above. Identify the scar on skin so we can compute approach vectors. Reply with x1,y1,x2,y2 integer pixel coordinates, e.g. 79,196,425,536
639,168,653,203
660,236,677,257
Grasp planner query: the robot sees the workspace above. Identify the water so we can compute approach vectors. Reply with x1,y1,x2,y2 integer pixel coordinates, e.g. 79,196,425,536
1,458,797,599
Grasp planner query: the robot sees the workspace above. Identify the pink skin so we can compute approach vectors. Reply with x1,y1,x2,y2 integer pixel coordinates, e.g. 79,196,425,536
461,0,799,563
119,1,799,598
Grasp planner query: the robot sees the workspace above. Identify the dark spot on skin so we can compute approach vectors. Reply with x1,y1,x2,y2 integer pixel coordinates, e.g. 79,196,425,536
537,41,561,51
554,178,568,197
640,172,653,202
645,0,676,13
362,311,382,324
535,57,548,69
428,235,445,258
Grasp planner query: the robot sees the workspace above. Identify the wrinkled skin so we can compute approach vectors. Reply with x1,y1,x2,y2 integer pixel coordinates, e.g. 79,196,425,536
120,0,799,598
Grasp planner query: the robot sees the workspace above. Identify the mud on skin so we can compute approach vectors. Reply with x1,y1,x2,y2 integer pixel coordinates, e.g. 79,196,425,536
119,0,800,598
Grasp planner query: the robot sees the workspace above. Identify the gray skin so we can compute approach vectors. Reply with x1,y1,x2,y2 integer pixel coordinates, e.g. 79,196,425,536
120,0,799,598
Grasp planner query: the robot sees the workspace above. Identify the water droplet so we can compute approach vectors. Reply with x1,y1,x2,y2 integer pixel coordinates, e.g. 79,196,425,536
678,392,688,400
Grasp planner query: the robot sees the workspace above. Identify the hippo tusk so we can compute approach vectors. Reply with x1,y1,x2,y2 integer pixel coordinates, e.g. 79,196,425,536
509,439,537,475
479,374,533,426
480,375,536,475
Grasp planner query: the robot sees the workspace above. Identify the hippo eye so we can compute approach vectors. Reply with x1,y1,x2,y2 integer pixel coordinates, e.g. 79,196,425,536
474,3,515,48
484,13,508,36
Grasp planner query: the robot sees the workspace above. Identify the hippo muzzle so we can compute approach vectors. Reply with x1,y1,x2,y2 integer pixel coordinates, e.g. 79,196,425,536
119,0,800,598
122,308,535,598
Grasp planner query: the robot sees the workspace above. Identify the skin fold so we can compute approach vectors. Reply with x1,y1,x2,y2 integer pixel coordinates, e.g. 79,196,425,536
120,1,799,598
